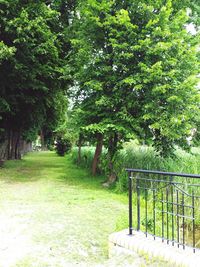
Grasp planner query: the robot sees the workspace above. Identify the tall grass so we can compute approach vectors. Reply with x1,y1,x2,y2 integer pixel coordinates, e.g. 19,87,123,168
71,143,200,192
71,146,96,169
71,144,200,238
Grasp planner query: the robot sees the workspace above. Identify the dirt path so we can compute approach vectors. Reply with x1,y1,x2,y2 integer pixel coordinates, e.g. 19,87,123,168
0,152,128,267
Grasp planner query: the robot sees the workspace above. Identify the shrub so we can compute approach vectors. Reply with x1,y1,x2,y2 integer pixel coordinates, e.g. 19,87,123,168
55,137,72,156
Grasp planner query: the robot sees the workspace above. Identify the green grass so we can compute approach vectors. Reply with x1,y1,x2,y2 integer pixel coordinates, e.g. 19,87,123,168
71,144,200,247
71,143,200,192
0,151,128,267
1,150,199,266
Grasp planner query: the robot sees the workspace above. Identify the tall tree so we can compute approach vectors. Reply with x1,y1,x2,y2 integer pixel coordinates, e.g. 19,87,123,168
71,0,200,182
0,0,72,159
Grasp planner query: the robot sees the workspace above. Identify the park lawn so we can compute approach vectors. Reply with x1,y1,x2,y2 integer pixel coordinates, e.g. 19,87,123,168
0,151,128,267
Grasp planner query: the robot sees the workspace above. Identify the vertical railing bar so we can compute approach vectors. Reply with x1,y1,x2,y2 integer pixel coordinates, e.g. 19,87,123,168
177,190,180,248
128,171,132,235
192,191,195,253
182,193,185,249
166,186,169,244
145,188,148,237
153,189,156,240
162,191,164,242
137,175,140,231
171,180,174,246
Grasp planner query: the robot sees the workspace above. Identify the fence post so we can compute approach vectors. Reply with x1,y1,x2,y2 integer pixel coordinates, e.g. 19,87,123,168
128,171,133,235
136,175,140,231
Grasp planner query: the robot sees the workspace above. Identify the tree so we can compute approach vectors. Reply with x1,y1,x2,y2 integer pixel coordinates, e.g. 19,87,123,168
70,0,200,182
0,0,72,159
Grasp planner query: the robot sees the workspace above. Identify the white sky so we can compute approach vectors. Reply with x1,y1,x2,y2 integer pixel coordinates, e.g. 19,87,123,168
186,23,197,35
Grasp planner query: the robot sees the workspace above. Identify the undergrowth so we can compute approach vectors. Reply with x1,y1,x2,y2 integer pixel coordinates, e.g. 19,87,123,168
71,143,200,192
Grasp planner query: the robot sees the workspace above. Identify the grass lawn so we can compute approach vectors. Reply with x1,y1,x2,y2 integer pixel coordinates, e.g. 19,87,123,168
0,151,129,267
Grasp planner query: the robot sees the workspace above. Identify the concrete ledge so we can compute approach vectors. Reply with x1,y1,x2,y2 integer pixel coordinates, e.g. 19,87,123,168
109,229,200,267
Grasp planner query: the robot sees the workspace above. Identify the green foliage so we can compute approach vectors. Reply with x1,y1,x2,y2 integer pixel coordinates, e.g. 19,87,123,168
55,136,72,156
71,146,96,169
0,41,15,62
70,0,200,159
0,0,200,162
0,0,75,158
71,143,200,191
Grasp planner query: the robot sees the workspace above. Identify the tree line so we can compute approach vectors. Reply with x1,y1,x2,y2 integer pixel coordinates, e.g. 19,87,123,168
0,0,200,184
69,0,200,183
0,0,76,159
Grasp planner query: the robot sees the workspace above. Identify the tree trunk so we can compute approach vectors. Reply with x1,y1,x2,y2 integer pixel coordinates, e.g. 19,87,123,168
0,128,10,160
8,129,21,160
103,132,118,186
19,139,26,157
0,127,32,161
92,133,103,176
7,128,12,159
77,133,83,165
0,139,8,160
40,129,47,151
28,142,32,152
15,131,21,159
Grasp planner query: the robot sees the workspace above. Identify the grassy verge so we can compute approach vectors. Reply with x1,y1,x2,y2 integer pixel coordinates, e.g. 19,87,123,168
71,143,200,192
71,144,200,247
0,151,128,267
1,150,199,266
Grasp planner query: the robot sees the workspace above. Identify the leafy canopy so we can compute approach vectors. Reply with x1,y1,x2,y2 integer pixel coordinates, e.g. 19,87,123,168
70,0,200,157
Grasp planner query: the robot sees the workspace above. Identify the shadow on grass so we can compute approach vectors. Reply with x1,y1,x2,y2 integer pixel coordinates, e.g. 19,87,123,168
0,151,107,192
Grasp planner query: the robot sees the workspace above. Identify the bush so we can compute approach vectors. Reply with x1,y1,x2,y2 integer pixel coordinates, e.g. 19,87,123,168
55,137,72,156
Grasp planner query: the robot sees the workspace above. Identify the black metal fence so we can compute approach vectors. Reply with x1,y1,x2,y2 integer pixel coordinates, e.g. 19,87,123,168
126,169,200,253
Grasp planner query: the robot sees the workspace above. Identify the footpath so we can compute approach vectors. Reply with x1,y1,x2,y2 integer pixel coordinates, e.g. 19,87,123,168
0,151,129,267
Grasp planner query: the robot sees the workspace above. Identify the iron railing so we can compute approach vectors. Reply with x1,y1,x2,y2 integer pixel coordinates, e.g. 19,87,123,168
126,169,200,253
